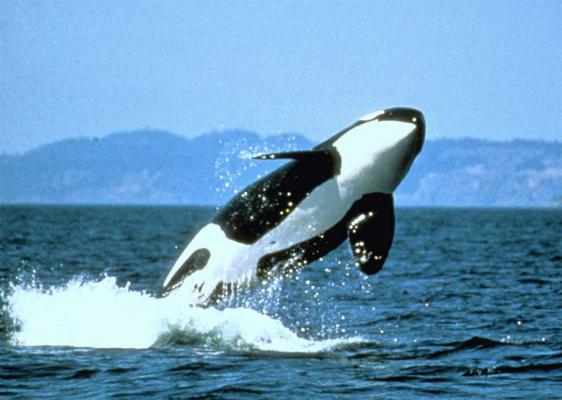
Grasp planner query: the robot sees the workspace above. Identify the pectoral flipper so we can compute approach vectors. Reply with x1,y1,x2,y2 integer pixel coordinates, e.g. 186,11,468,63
346,193,395,275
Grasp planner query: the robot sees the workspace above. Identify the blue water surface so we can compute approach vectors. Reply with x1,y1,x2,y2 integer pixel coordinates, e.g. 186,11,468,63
1,206,561,399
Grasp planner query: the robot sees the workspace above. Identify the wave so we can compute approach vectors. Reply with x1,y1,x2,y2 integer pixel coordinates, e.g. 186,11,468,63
3,276,362,352
463,362,562,376
451,336,505,350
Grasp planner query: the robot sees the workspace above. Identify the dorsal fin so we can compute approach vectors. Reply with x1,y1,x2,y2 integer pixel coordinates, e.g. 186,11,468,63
252,150,330,161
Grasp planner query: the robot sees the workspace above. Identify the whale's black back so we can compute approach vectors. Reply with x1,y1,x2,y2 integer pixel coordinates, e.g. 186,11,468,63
213,149,340,244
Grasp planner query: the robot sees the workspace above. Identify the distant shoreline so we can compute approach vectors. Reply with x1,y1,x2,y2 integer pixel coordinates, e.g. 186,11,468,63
1,130,561,208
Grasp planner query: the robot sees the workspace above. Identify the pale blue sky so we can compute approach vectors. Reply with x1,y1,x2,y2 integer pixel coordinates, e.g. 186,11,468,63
1,0,561,153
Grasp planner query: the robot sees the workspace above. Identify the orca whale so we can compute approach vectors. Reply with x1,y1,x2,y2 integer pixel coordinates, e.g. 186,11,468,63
160,107,425,305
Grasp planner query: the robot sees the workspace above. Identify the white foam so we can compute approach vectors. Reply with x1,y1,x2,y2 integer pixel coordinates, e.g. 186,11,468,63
5,276,363,352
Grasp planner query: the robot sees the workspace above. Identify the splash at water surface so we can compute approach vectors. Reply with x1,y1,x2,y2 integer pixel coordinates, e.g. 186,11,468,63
5,276,363,352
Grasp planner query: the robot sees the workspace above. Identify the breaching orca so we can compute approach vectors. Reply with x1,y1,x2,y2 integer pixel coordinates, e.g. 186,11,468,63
160,107,425,305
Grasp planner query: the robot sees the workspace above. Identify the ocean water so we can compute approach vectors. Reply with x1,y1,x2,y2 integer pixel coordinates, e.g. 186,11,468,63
0,205,561,399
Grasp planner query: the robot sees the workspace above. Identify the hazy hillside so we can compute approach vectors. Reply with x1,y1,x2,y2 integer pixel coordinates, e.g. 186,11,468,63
1,131,561,207
396,139,562,207
0,130,312,206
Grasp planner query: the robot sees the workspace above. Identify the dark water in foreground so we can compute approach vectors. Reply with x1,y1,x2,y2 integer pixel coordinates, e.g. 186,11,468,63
0,206,561,399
